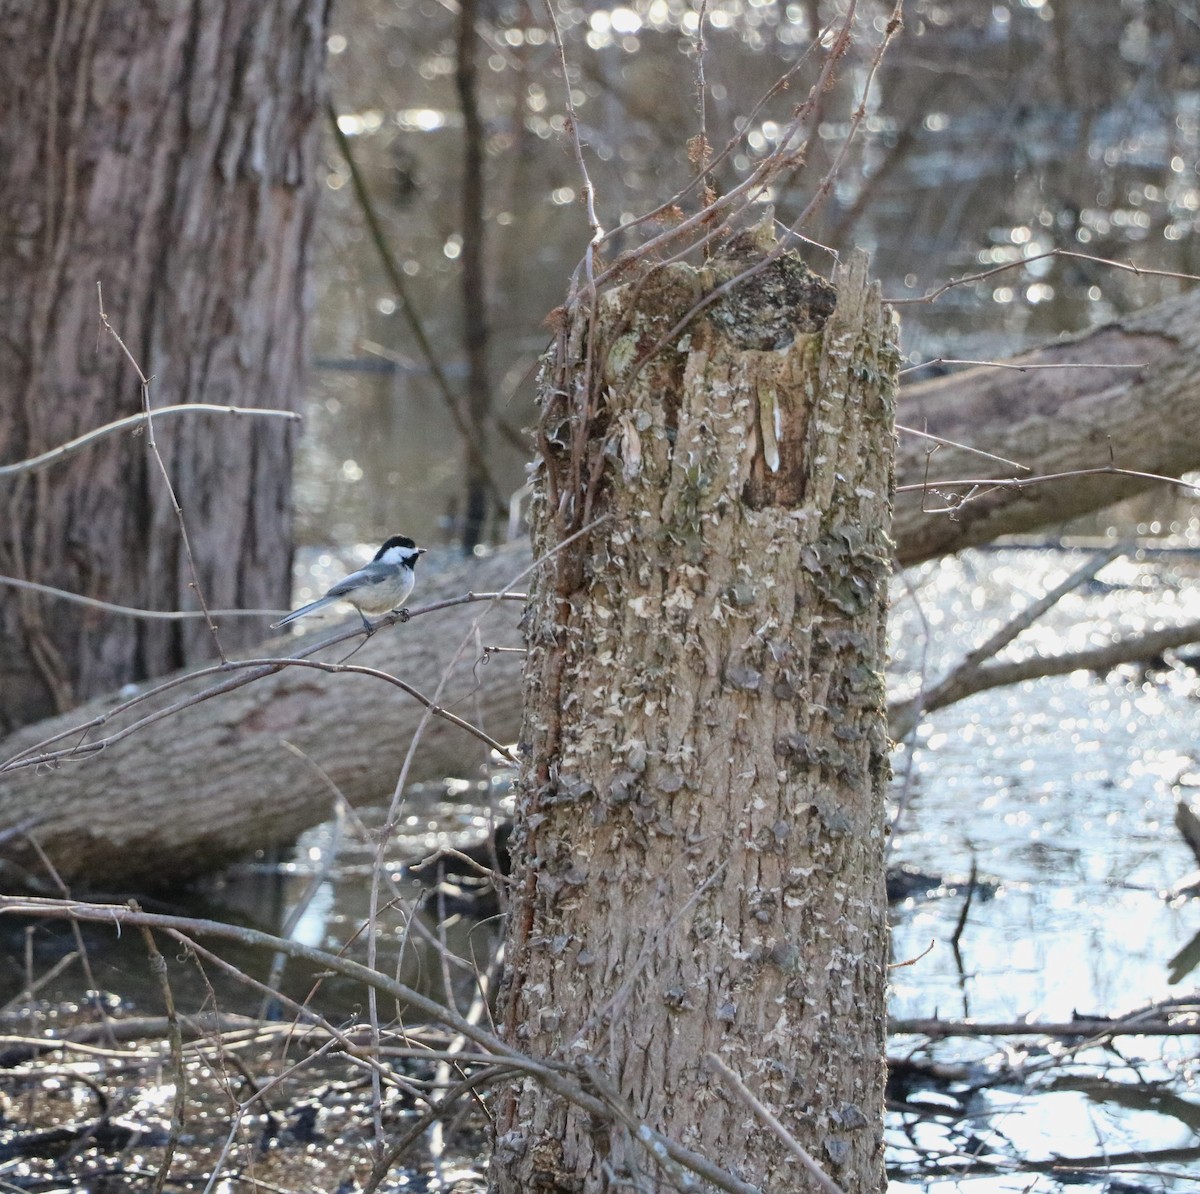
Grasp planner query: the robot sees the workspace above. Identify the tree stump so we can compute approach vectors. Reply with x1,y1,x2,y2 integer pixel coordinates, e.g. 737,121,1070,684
493,242,899,1192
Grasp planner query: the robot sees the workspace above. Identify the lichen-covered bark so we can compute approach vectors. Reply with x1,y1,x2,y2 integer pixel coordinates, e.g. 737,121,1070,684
493,246,899,1192
0,1,329,732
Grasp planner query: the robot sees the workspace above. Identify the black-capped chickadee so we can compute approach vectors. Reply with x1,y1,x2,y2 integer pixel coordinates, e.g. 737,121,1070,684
272,535,427,633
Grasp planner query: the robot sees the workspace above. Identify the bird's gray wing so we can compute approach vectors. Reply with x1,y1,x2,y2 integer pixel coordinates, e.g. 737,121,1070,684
325,562,391,599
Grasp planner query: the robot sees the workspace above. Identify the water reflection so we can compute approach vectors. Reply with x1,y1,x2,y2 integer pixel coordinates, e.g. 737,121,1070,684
888,545,1200,1188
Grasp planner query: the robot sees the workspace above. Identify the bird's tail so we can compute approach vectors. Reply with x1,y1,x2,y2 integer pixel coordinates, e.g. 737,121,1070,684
271,595,336,629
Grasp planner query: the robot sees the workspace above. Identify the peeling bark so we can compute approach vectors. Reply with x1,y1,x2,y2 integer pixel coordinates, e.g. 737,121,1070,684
491,245,898,1192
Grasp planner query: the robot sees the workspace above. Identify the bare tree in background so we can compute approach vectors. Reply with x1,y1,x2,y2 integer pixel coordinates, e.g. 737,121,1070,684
0,1,329,732
456,0,499,549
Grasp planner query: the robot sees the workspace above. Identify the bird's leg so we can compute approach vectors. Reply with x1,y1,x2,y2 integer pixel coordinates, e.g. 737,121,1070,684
392,607,411,623
357,609,376,636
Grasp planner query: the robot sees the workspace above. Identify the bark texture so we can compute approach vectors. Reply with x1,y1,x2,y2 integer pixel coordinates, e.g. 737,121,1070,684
491,246,898,1192
0,1,328,733
0,550,524,890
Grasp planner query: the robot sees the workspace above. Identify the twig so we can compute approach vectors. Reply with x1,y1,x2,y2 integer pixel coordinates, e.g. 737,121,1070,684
890,247,1200,305
890,1144,1200,1180
886,572,933,853
899,463,1200,499
588,25,823,262
134,911,184,1194
601,1,894,397
360,1066,512,1194
899,357,1148,376
0,589,524,773
358,516,608,1162
200,1035,341,1194
354,534,556,1143
0,404,299,478
949,860,977,954
165,932,431,1097
96,284,225,662
23,834,113,1046
0,949,79,1017
166,656,518,762
1053,1163,1200,1184
891,616,1200,737
896,424,1029,472
583,2,861,299
890,544,1124,737
0,574,281,620
0,647,515,772
787,0,903,231
890,939,935,970
542,0,604,290
402,589,527,618
953,545,1122,670
691,0,715,225
705,1052,846,1194
258,752,347,1019
890,1014,1200,1038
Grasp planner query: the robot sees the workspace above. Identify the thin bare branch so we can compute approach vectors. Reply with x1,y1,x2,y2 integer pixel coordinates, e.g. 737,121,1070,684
584,2,861,298
96,284,225,661
0,575,282,620
891,247,1200,305
133,911,185,1194
899,356,1148,376
896,424,1030,472
891,1014,1200,1038
0,896,756,1194
596,3,907,397
0,589,522,774
0,404,299,479
893,616,1200,734
706,1052,847,1194
542,0,603,294
890,939,936,970
899,464,1200,499
890,544,1125,737
788,0,903,230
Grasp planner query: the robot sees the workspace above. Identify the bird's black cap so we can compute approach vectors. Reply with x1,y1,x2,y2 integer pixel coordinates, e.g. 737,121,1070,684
374,535,425,561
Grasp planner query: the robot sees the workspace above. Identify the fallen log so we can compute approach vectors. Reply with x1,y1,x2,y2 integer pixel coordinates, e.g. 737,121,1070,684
2,285,1199,888
0,548,527,888
894,285,1200,563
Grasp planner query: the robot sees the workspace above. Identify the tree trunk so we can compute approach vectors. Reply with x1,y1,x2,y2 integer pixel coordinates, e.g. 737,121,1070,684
456,0,495,551
491,245,897,1192
0,1,328,734
4,284,1200,889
